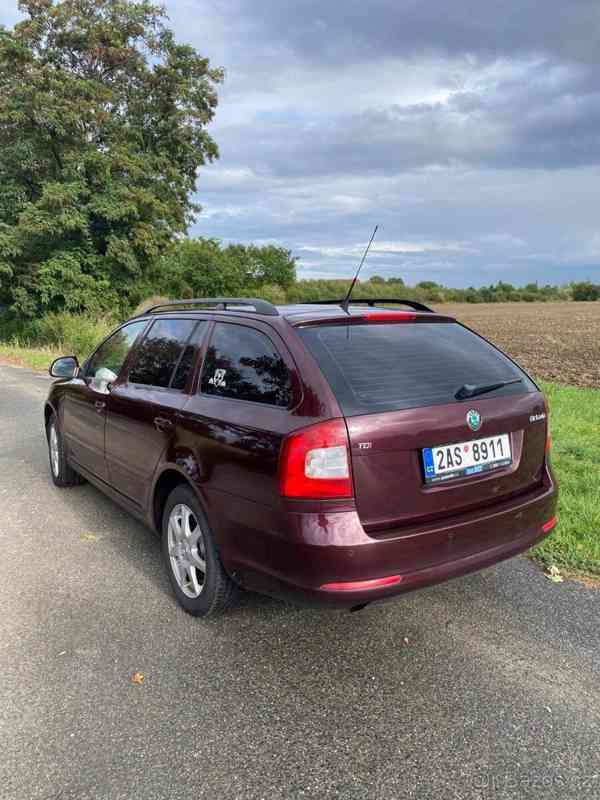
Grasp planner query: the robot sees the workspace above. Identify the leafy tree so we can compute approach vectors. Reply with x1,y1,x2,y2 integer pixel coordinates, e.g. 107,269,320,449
247,244,296,289
139,238,297,302
0,0,222,317
369,275,386,284
571,282,600,301
223,243,296,290
145,239,246,301
416,280,439,290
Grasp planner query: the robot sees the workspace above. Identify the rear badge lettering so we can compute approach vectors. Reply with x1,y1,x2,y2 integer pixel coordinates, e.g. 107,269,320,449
358,441,372,450
530,413,546,423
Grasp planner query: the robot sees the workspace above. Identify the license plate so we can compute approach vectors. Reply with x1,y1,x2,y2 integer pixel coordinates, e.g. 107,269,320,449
423,433,512,484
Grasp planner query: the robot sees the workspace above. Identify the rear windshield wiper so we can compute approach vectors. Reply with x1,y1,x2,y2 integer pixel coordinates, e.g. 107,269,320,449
455,378,522,401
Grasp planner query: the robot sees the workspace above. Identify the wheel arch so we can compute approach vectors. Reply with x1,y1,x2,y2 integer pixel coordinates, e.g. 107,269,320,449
44,401,57,432
152,467,208,534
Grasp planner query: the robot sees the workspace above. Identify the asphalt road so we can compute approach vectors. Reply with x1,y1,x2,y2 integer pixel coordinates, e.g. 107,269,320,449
1,362,599,800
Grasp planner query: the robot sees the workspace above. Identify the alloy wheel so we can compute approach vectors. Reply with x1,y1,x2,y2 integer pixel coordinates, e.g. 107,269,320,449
167,503,207,598
49,424,60,477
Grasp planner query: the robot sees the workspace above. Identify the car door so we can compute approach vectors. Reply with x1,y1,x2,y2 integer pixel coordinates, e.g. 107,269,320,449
105,317,206,506
61,320,148,481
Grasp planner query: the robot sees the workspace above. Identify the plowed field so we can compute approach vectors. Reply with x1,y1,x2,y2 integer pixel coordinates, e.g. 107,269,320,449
440,302,600,388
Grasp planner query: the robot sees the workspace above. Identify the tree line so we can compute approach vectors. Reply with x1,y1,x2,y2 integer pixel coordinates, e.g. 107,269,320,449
0,0,597,336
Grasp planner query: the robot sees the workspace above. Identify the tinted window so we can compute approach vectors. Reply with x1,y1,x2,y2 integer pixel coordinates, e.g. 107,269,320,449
298,322,535,416
85,321,147,382
171,322,206,390
129,318,198,388
201,323,292,407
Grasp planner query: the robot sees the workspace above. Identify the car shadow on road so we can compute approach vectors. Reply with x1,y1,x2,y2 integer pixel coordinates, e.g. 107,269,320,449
69,477,294,615
71,471,600,631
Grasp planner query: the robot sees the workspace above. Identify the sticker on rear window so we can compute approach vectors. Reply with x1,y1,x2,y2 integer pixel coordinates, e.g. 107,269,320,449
208,368,227,388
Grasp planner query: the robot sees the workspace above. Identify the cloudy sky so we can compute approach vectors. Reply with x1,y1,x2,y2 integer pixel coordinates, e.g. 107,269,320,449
4,1,600,286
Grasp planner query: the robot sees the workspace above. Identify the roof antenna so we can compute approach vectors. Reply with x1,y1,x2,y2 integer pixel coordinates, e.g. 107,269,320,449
341,225,379,314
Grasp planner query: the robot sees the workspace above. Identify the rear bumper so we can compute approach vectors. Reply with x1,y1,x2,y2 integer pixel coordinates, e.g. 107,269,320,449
231,468,558,608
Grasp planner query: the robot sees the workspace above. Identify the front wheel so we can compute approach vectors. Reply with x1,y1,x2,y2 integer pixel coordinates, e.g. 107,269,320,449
161,485,239,617
46,413,85,487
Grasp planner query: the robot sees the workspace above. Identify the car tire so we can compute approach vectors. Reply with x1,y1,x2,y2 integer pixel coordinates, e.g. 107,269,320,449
46,413,86,487
161,485,239,617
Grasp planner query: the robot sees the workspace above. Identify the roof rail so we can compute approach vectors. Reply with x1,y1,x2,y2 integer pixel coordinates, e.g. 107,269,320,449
304,298,434,313
140,298,279,317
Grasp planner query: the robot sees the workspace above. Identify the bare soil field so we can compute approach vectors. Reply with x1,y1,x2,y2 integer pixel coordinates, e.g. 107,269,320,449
440,302,600,388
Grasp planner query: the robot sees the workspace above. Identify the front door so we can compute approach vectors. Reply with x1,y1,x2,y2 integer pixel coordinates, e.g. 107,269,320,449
62,320,148,481
61,380,110,480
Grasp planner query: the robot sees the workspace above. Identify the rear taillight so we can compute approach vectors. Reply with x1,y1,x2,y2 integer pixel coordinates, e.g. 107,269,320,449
279,419,353,499
544,396,551,452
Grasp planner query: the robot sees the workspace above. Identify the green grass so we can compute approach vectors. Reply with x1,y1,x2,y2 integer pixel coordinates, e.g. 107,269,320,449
1,344,598,574
533,381,600,575
0,342,62,372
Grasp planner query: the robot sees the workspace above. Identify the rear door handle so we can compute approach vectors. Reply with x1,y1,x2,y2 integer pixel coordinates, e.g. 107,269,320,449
95,401,106,413
154,416,174,433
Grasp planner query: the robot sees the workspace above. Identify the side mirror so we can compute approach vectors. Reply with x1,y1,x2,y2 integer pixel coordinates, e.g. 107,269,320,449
49,356,79,379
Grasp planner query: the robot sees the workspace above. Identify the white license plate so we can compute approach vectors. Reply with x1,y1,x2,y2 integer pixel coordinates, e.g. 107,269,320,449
423,433,512,484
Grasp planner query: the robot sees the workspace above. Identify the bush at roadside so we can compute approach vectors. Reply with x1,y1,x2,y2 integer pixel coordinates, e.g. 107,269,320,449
0,312,114,362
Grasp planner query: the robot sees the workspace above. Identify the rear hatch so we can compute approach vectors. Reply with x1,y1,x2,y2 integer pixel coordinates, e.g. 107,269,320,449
297,314,548,532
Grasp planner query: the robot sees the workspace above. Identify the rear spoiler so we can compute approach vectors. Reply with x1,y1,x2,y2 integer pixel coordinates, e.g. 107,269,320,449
303,298,435,313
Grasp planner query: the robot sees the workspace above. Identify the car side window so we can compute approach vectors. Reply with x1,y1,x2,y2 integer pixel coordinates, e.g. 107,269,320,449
84,321,147,388
128,318,201,389
200,323,292,407
171,322,206,390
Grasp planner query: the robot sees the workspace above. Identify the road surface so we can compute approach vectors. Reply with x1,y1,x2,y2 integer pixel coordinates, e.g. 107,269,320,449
1,362,599,799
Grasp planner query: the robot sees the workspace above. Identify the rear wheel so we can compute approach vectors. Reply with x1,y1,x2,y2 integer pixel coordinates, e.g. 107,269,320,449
161,485,238,617
46,413,85,487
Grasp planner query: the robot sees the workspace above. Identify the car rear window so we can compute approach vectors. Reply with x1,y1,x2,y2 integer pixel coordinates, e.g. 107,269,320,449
298,322,536,416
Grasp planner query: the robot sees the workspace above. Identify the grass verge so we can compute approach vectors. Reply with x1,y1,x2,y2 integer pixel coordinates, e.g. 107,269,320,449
0,345,597,574
0,342,63,372
533,381,600,575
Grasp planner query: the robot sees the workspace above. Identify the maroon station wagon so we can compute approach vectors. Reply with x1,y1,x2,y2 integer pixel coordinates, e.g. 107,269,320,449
44,297,558,616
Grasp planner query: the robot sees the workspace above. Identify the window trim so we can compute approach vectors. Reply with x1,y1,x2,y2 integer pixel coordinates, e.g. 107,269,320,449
197,319,297,410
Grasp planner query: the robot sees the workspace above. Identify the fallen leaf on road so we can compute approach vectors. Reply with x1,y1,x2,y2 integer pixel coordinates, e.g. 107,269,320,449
545,565,564,583
80,533,98,543
132,671,145,685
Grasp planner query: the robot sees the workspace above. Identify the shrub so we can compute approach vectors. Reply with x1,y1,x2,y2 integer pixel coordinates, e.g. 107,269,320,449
35,313,114,360
0,315,38,343
132,295,172,316
256,284,287,304
571,282,600,301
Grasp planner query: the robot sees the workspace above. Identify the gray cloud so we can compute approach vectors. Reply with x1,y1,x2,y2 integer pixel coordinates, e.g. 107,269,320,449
209,59,600,178
3,0,600,286
172,0,600,71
